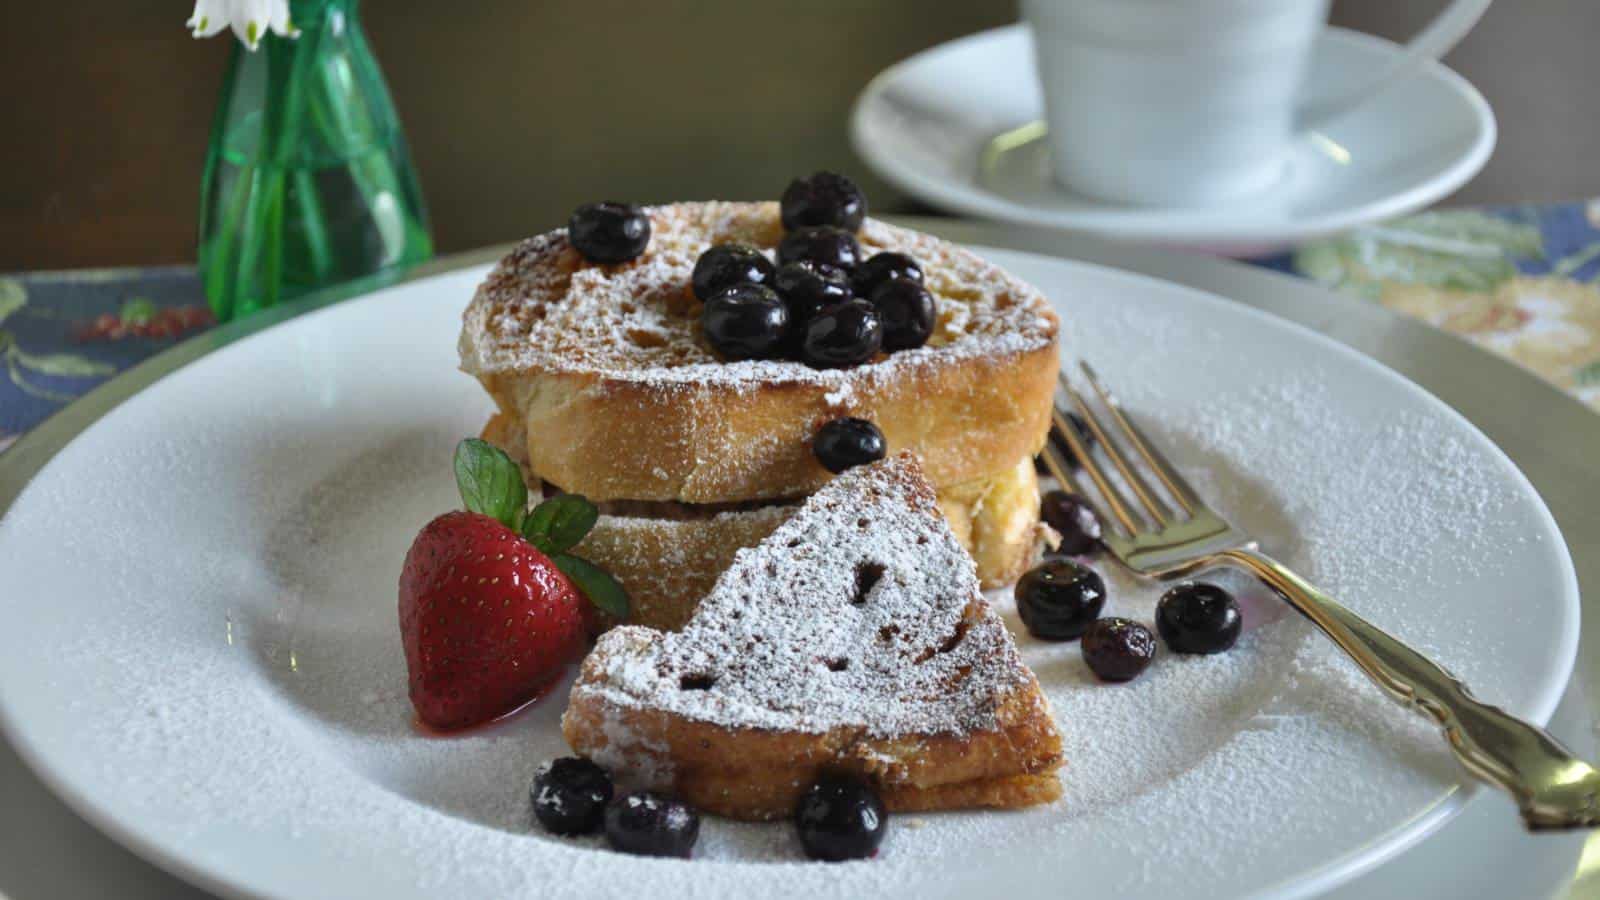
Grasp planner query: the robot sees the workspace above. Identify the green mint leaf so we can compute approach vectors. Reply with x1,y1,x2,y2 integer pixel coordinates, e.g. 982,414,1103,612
553,553,630,620
119,298,157,326
521,494,599,555
452,438,526,528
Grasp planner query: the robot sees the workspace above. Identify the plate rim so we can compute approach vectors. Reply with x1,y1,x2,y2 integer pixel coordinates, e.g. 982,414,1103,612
0,247,1579,900
850,24,1497,247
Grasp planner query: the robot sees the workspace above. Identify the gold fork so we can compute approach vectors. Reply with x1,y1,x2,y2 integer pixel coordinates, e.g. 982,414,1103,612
1041,362,1600,831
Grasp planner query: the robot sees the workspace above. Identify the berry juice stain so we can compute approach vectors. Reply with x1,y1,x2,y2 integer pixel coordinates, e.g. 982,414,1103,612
410,670,570,738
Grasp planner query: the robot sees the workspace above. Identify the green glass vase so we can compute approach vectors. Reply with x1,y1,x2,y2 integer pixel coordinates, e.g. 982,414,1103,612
197,0,432,322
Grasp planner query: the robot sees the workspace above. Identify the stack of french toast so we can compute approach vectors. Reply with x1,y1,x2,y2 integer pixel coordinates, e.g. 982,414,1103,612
455,181,1066,823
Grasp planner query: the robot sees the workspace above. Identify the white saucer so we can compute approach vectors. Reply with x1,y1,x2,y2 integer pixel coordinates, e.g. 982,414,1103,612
851,25,1496,254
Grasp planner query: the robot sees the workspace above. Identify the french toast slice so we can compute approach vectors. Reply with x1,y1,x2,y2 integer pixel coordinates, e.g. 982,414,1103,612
481,414,1049,631
562,453,1064,820
460,201,1060,504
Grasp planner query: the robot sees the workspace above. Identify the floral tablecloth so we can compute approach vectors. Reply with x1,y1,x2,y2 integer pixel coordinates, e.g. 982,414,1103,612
3,203,1600,454
1259,201,1600,410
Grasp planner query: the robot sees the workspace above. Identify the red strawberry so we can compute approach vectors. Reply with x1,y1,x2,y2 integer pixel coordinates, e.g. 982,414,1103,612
399,510,587,730
398,438,630,731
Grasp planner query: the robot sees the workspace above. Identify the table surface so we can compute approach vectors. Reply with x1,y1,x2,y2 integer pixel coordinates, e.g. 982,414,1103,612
1,219,1598,899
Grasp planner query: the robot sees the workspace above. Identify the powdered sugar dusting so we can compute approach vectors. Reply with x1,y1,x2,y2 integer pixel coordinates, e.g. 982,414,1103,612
458,202,1056,389
573,454,1029,738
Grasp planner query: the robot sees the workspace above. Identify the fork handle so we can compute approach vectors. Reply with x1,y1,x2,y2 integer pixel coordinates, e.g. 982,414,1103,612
1219,547,1598,831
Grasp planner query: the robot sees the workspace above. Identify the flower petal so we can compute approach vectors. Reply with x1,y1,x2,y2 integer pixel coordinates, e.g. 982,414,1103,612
230,0,272,50
188,0,296,48
185,0,229,38
265,0,299,38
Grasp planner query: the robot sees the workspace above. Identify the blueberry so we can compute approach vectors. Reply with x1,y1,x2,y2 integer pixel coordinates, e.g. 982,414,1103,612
568,202,651,264
773,260,852,331
1015,558,1105,641
801,299,882,368
1034,411,1097,475
780,171,867,232
852,252,923,297
778,226,862,271
692,243,775,302
604,791,700,858
1040,490,1102,556
531,757,613,835
1155,582,1241,654
795,773,887,861
868,279,936,351
813,418,887,474
702,284,789,360
1081,617,1156,682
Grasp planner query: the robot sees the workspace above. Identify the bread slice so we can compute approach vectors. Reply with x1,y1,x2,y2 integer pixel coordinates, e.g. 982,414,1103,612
460,201,1059,504
481,413,1049,631
562,453,1064,820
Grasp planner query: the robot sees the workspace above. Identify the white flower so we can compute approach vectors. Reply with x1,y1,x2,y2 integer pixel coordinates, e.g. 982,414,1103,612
187,0,299,51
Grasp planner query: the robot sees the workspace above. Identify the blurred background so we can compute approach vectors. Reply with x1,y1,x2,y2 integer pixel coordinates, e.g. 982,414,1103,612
2,0,1594,271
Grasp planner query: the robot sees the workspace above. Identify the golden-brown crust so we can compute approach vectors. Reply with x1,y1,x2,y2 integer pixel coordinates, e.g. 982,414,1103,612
482,343,1057,504
461,202,1060,503
562,647,1063,821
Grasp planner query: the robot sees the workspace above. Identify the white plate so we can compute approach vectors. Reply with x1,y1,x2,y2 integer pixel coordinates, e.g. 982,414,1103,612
851,26,1496,254
0,251,1577,900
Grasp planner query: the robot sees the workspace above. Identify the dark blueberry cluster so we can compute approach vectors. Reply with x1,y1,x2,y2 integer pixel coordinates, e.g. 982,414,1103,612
531,757,894,862
1014,541,1244,682
694,171,937,369
531,757,701,857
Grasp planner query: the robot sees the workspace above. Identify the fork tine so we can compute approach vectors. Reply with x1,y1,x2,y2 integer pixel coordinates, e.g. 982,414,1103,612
1080,361,1202,516
1039,442,1075,491
1051,402,1141,535
1065,386,1174,528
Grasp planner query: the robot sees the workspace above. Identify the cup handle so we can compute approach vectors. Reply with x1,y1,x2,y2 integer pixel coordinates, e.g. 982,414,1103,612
1295,0,1492,132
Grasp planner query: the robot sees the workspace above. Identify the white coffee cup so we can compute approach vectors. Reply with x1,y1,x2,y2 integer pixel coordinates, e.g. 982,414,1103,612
1021,0,1491,208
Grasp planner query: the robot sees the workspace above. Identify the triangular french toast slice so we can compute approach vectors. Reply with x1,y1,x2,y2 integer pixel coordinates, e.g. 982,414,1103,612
562,452,1063,820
